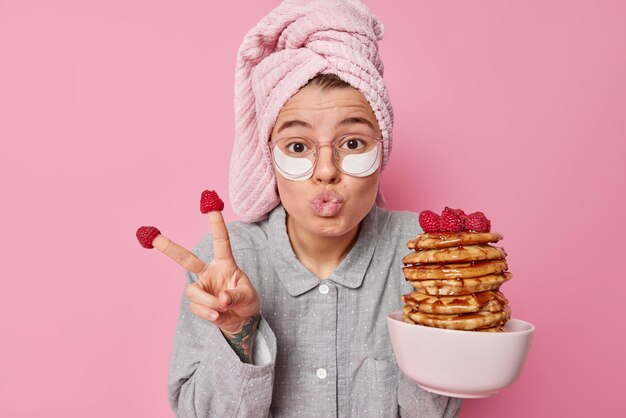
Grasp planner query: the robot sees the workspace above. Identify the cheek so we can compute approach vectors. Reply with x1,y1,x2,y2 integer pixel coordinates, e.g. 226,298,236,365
343,174,380,208
274,168,304,208
356,169,380,193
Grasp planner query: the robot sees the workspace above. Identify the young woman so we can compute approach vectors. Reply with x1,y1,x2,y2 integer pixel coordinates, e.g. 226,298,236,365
142,0,462,416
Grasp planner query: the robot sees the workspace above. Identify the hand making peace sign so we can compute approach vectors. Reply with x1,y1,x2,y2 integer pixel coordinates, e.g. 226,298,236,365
136,190,260,336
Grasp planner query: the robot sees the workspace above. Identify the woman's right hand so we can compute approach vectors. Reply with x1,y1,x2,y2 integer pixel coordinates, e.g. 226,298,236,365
149,208,260,337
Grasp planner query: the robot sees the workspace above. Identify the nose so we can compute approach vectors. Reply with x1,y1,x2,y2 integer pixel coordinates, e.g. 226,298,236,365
313,145,339,184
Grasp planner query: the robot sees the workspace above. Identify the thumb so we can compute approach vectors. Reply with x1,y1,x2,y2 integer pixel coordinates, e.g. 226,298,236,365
219,288,247,309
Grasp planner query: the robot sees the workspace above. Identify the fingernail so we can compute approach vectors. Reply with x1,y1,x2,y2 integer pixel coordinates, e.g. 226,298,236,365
207,311,218,321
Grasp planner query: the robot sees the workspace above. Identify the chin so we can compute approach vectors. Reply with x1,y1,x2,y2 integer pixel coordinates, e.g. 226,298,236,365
315,222,350,237
309,209,361,236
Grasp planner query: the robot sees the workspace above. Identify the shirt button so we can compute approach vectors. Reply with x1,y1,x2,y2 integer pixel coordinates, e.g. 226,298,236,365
316,368,328,379
318,284,329,294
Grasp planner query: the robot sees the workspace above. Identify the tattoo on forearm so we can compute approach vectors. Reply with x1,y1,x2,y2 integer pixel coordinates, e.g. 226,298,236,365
222,314,260,364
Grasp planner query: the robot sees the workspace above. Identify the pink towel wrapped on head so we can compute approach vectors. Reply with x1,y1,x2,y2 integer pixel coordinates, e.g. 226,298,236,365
229,0,394,222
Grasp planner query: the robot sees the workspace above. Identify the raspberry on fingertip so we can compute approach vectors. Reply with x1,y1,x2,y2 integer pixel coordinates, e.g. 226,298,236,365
200,190,225,213
136,226,161,249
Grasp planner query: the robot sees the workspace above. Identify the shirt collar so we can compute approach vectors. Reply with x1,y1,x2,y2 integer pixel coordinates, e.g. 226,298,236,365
268,205,379,296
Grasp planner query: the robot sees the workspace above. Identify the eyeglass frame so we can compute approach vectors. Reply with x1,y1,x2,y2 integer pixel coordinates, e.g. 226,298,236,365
267,133,384,180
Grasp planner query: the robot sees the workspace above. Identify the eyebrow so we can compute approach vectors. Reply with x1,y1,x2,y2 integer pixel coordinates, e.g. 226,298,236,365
275,117,376,134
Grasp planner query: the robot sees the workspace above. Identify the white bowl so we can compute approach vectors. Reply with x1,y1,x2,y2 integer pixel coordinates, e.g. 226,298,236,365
387,311,535,398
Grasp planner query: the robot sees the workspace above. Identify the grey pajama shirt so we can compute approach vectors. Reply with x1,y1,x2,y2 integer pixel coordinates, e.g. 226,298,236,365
168,205,462,417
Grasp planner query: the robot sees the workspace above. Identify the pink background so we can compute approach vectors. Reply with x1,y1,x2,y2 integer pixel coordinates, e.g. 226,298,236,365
1,0,624,417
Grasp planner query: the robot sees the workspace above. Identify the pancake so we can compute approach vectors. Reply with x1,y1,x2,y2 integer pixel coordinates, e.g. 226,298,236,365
476,326,505,332
402,290,508,315
408,231,503,250
402,244,507,265
401,312,416,324
401,313,505,332
406,272,512,296
403,259,508,280
403,305,511,331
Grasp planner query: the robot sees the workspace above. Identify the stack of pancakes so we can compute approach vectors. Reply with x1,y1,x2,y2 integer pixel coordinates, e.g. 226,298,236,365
401,231,512,332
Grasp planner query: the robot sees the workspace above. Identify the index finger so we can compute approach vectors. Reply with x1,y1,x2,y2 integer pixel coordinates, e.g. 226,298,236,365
200,190,234,262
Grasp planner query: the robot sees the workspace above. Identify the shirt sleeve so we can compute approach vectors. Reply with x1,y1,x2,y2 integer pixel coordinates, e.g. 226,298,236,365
168,271,278,418
397,372,463,418
252,325,272,366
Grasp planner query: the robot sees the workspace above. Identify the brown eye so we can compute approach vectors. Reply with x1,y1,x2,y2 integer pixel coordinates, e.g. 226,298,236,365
291,142,305,153
340,137,366,151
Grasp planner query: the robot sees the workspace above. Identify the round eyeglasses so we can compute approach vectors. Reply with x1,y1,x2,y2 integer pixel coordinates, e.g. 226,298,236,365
269,134,383,181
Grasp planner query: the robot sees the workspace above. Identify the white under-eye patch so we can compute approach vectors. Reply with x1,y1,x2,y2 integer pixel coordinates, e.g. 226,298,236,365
341,146,381,177
273,146,314,181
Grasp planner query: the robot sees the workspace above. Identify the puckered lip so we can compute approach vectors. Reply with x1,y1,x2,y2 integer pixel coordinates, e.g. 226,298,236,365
311,189,344,205
310,189,345,217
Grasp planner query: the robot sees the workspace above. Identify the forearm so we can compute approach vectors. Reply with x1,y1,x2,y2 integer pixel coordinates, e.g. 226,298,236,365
221,314,261,364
